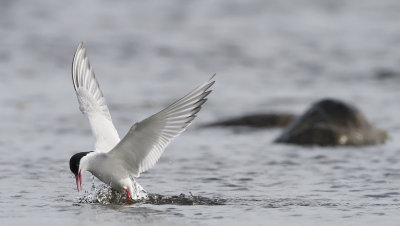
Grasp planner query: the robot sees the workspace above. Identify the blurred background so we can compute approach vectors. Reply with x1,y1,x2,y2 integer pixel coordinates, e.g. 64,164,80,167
1,0,400,225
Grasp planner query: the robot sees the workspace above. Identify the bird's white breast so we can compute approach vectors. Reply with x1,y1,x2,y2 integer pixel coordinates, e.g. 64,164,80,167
82,152,132,191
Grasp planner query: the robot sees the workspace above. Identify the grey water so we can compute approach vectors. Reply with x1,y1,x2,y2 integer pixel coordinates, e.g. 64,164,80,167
1,0,400,225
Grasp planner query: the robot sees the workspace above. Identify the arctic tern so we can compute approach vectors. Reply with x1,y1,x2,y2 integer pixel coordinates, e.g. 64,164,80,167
69,42,215,200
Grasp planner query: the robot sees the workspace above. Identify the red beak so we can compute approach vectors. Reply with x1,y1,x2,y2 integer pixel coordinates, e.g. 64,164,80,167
75,171,82,192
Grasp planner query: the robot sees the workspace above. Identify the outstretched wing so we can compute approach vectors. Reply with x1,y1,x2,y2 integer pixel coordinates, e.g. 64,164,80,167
108,75,215,177
72,42,120,152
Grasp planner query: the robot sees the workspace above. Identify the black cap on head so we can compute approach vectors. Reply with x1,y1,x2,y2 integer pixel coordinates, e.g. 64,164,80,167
69,152,92,176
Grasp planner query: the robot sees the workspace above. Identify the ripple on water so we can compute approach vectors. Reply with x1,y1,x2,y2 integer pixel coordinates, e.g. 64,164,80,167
145,193,226,206
364,192,400,199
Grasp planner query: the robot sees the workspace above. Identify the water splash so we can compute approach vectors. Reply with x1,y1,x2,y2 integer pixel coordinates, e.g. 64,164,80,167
75,176,225,205
130,177,148,200
76,183,225,206
77,177,148,204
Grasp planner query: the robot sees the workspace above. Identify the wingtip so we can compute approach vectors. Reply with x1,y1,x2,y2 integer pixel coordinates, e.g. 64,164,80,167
75,42,85,56
78,42,84,50
209,73,216,81
73,42,85,63
72,42,86,91
207,74,216,89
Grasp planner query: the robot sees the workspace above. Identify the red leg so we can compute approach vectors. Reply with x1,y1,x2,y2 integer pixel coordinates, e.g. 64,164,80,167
125,188,131,200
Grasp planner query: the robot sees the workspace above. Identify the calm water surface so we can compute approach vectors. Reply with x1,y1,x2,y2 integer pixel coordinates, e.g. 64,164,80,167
1,0,400,225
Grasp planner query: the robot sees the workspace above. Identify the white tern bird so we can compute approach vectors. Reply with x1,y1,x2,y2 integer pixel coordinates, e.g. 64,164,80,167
69,42,215,200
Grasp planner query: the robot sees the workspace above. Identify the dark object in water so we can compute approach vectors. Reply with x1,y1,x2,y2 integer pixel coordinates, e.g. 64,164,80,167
374,68,400,80
275,99,387,146
204,113,295,128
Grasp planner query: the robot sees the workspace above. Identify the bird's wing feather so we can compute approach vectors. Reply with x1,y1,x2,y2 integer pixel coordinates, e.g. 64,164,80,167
72,42,120,152
108,75,215,176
